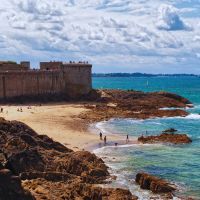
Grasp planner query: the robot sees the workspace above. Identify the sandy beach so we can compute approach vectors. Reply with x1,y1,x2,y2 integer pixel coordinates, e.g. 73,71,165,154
0,103,133,151
0,91,195,199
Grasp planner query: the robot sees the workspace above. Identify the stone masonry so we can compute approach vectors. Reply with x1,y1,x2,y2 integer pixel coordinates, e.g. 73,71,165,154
0,61,92,100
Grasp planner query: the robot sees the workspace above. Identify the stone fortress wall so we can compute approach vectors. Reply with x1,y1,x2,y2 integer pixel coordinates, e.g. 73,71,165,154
0,61,92,100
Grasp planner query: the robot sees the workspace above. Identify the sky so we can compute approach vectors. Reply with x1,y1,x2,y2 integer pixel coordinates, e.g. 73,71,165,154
0,0,200,73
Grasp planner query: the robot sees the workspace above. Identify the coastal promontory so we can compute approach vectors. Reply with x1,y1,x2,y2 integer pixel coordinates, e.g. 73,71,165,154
81,89,191,122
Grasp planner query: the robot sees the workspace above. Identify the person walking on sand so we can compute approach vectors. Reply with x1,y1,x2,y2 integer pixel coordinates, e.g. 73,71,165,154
0,107,3,113
104,136,107,145
99,132,103,140
126,134,129,143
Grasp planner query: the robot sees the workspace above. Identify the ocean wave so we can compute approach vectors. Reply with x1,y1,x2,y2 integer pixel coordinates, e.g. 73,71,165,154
95,121,110,134
93,143,164,154
188,104,200,109
108,118,164,125
184,114,200,119
144,113,200,120
90,121,118,135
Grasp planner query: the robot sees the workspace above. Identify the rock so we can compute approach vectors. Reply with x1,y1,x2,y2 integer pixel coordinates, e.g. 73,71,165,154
23,178,138,200
0,118,138,199
162,128,177,133
20,171,78,182
0,168,35,200
136,173,176,194
156,92,191,105
138,133,192,144
81,89,191,122
5,148,45,174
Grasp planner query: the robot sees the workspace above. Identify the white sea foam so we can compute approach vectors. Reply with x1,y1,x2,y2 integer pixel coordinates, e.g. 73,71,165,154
95,121,110,134
184,113,200,119
89,120,115,135
143,113,200,120
93,143,164,155
159,107,183,110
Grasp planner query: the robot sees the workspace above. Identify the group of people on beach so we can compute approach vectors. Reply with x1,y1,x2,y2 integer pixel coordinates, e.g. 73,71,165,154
99,132,107,145
17,107,23,112
17,106,33,112
99,132,130,146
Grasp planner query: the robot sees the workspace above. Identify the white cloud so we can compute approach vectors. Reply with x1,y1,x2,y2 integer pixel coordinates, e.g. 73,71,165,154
0,0,199,73
156,4,192,31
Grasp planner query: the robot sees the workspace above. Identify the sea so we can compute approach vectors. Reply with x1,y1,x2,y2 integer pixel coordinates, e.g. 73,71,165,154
92,76,200,200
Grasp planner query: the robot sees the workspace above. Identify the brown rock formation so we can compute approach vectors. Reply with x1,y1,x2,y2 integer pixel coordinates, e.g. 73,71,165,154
23,178,137,200
136,173,176,194
0,117,137,200
0,167,35,200
138,133,192,144
81,89,191,122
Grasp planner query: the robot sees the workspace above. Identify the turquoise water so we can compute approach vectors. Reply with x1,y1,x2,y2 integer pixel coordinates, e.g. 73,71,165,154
93,77,200,199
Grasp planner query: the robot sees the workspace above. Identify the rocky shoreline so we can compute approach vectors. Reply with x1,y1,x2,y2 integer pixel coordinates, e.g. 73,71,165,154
0,117,137,200
0,89,193,199
81,89,191,123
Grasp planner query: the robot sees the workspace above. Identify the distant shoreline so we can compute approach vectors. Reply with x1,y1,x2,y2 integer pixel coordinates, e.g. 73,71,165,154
93,73,200,77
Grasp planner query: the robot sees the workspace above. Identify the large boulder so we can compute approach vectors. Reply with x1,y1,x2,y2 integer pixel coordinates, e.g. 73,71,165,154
136,173,176,194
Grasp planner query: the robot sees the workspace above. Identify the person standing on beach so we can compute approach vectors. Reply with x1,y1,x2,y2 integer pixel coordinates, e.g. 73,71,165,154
104,136,107,145
100,132,103,140
126,134,129,143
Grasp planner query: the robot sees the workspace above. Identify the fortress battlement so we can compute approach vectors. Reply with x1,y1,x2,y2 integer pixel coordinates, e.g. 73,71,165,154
0,61,92,100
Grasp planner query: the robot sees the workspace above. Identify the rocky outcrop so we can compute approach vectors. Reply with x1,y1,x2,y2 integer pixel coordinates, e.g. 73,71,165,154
136,173,176,194
0,118,137,200
81,89,191,122
0,167,35,200
23,178,138,200
138,133,192,144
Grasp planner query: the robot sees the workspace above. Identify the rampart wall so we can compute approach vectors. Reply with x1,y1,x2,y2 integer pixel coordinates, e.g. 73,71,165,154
63,65,92,97
0,64,92,100
0,63,29,71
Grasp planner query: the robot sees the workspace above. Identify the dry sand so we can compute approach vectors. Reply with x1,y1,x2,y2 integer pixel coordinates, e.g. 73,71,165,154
0,103,135,151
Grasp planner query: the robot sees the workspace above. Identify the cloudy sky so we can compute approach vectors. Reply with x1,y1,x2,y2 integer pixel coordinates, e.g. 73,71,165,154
0,0,200,73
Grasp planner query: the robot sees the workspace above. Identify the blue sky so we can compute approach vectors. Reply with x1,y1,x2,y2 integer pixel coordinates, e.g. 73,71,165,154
0,0,200,73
